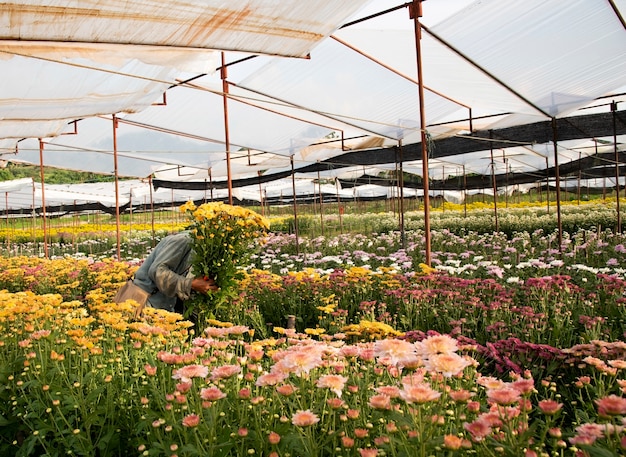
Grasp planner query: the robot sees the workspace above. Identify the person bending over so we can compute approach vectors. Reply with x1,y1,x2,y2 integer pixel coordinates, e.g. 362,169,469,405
133,231,218,314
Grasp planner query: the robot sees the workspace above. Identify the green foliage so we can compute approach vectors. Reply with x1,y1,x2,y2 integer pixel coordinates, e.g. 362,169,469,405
0,163,115,184
269,202,624,238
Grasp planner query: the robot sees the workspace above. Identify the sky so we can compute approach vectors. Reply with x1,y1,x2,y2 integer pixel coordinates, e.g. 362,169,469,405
227,0,475,81
351,0,475,29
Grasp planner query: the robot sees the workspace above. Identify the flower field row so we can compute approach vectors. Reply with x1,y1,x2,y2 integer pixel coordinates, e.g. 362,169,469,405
2,290,625,456
0,216,625,455
0,198,623,258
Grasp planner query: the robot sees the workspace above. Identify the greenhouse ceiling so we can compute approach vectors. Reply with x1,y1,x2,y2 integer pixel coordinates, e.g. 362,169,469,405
0,0,625,200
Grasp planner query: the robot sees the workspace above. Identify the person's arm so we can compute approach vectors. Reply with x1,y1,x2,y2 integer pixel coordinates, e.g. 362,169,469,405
148,235,218,300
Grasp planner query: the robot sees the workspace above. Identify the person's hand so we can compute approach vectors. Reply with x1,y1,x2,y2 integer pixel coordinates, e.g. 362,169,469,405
191,276,219,294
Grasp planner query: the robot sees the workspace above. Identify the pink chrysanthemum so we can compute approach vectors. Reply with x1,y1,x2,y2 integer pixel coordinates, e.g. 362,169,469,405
511,378,535,395
211,364,241,381
316,374,348,397
224,325,250,336
204,327,230,338
373,338,417,368
464,419,492,442
368,394,392,410
291,409,320,427
401,370,426,387
449,389,474,403
255,371,288,387
200,386,226,401
276,384,297,396
375,385,401,398
595,394,626,416
476,376,506,390
538,399,563,415
172,364,209,383
278,348,324,376
416,334,459,356
486,387,521,406
423,352,472,377
399,383,441,404
443,435,463,450
182,414,200,427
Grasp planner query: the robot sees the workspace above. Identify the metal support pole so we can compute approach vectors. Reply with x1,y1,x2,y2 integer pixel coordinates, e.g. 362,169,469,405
149,175,155,247
463,165,467,217
5,192,9,255
504,158,509,208
290,155,300,254
398,140,406,248
129,190,133,241
258,171,265,217
410,0,431,265
336,178,344,234
545,157,550,213
441,166,445,212
577,151,582,205
318,168,324,236
551,118,563,248
31,179,36,246
612,101,621,232
112,114,121,260
209,170,214,201
38,139,49,258
221,52,233,205
489,137,499,232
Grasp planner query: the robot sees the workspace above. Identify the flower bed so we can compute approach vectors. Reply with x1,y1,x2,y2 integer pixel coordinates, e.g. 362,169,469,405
0,217,625,456
2,291,625,456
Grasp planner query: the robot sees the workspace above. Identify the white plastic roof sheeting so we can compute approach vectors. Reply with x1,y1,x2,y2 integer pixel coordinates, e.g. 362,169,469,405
0,0,625,210
0,0,371,144
0,177,464,212
334,1,626,126
2,1,368,58
0,42,221,139
0,179,227,212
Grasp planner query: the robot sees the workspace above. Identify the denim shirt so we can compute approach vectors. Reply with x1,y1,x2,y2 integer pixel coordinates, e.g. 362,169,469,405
133,231,194,311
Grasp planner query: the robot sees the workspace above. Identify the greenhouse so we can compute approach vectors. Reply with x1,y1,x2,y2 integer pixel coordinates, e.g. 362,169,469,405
1,1,626,456
1,0,624,209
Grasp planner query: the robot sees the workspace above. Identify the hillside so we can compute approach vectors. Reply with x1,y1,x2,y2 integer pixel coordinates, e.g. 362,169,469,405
0,163,115,184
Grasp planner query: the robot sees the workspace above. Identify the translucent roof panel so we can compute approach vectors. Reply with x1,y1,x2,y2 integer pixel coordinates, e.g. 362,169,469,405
2,0,373,58
434,0,626,118
0,179,235,211
237,136,386,179
237,36,463,141
0,177,33,193
333,29,542,120
0,119,72,140
1,0,624,190
124,81,335,157
334,0,626,132
0,42,220,138
1,116,225,178
0,1,373,144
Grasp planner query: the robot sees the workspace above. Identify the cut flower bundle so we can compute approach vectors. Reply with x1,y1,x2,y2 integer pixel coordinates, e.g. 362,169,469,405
180,201,269,320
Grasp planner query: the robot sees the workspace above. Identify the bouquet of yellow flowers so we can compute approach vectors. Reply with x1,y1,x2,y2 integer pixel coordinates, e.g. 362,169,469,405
180,201,269,322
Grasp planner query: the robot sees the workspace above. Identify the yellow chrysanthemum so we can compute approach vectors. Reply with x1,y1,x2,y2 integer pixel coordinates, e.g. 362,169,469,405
419,263,438,274
179,201,197,213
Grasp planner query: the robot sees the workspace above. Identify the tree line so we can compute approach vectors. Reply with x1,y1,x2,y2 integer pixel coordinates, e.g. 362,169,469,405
0,163,114,184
